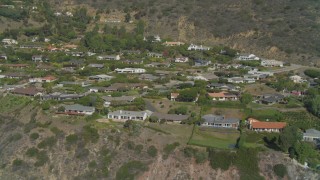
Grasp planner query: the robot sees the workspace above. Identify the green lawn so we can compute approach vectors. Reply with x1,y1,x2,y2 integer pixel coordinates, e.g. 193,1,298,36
188,126,240,149
147,123,194,143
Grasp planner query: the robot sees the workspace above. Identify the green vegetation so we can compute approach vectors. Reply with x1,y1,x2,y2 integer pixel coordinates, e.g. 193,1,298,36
168,106,188,115
134,144,143,154
273,164,287,178
0,95,31,113
26,147,39,157
29,133,39,140
66,134,78,145
189,127,239,149
163,142,180,159
116,161,148,180
37,136,57,149
82,125,99,144
7,133,22,142
147,145,158,157
304,69,320,78
34,150,49,167
183,147,208,163
208,148,263,180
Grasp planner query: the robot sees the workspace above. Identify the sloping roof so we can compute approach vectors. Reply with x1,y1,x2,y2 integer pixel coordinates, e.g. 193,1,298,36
151,112,189,121
64,104,95,112
12,87,41,96
208,91,237,98
102,96,136,102
251,121,287,129
108,110,152,117
304,129,320,137
202,114,239,124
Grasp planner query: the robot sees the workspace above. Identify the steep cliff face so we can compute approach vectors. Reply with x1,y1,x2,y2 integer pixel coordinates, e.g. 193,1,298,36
58,0,320,64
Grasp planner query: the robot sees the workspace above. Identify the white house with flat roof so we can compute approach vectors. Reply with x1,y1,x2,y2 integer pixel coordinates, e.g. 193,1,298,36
108,110,152,121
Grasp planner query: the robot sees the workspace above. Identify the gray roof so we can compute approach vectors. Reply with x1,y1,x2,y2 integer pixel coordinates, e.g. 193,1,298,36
151,112,189,121
64,104,95,112
88,64,104,68
202,114,239,124
102,96,136,102
108,110,152,117
304,129,320,137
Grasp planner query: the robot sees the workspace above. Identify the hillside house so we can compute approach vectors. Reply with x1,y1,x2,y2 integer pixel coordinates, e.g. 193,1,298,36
188,44,210,51
194,59,211,67
0,54,7,60
11,87,42,97
97,55,120,61
163,41,185,46
89,74,113,81
6,64,29,69
248,118,286,132
174,57,189,63
88,64,104,69
42,92,84,101
139,74,159,81
108,110,152,121
150,112,189,123
261,60,284,67
290,75,305,83
207,83,239,92
303,129,320,143
208,91,238,101
237,54,260,61
147,52,163,58
121,59,144,65
102,96,136,107
29,75,57,83
63,104,95,115
115,68,146,74
201,114,239,129
2,38,18,45
32,55,47,63
260,94,285,105
168,92,179,101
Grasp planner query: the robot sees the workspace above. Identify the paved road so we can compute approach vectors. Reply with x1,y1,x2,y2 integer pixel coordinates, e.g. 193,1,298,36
270,64,305,74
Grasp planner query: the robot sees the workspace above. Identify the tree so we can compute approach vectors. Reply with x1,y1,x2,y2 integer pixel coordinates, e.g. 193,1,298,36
125,13,131,23
178,88,198,102
278,126,301,152
240,93,253,105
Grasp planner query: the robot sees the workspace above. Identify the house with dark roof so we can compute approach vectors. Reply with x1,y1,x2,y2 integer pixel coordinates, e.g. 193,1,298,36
139,74,159,81
11,87,42,97
150,112,189,123
248,118,287,132
102,96,136,107
201,114,239,129
194,59,211,67
207,83,239,92
303,129,320,142
63,104,95,115
89,74,113,81
41,92,85,101
121,59,144,65
88,64,104,69
260,94,285,105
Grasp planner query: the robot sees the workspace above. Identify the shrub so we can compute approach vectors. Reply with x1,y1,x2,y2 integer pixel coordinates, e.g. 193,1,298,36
41,102,50,110
7,133,22,142
194,151,208,164
208,149,236,170
147,145,158,157
37,136,57,149
163,142,180,159
75,147,90,159
82,125,99,143
12,159,23,167
34,151,49,167
273,164,287,178
50,127,64,138
30,133,39,140
134,144,143,154
26,147,39,157
66,134,78,145
88,161,97,169
183,147,197,158
127,141,135,150
116,161,148,180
